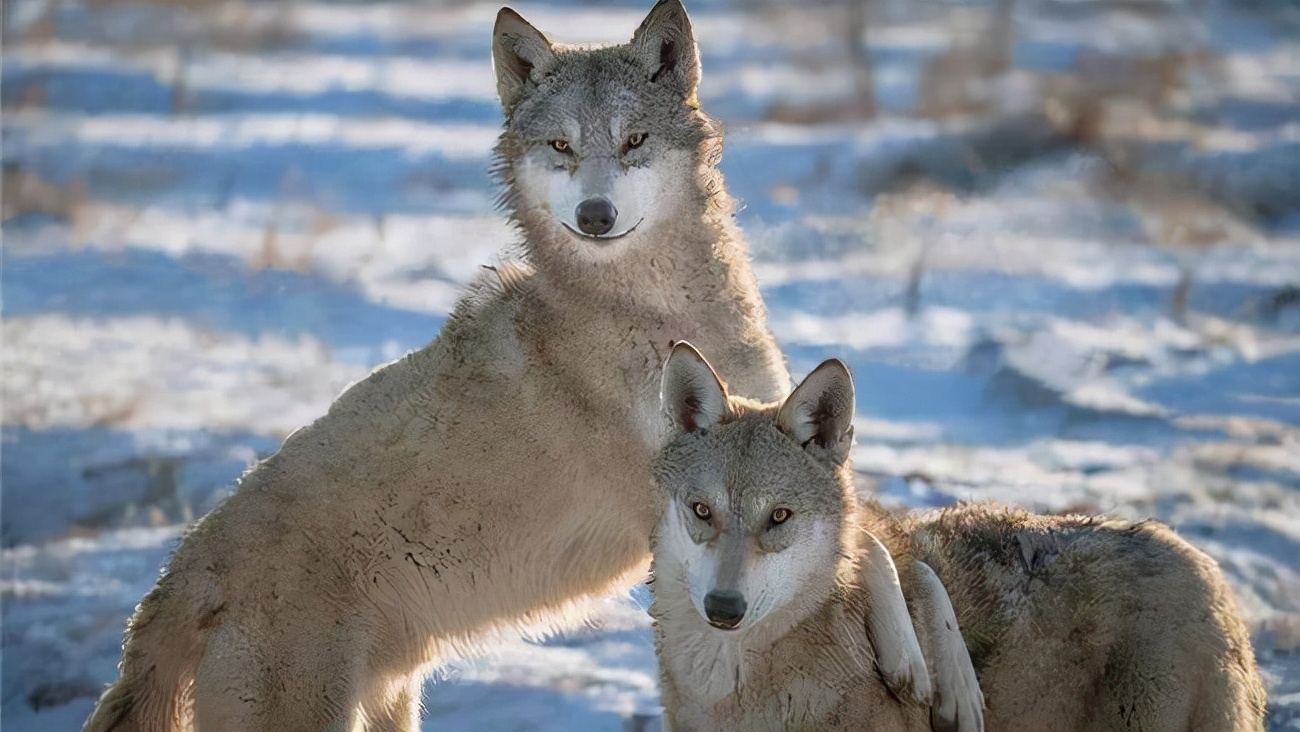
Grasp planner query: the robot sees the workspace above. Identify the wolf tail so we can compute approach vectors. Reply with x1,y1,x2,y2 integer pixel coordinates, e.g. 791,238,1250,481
84,574,218,732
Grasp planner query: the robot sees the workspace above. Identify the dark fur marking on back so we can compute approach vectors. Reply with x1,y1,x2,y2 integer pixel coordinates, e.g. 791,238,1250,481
1014,529,1062,577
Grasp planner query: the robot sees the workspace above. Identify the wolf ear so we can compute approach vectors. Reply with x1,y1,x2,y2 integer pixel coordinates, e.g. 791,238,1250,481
777,359,856,467
630,0,701,107
661,341,729,434
493,8,556,115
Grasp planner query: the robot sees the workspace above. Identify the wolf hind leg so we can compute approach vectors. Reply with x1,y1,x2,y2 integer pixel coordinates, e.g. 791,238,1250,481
859,532,932,704
910,560,984,732
1096,633,1221,732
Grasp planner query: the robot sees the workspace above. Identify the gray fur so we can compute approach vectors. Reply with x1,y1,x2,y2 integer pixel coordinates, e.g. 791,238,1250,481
652,353,931,730
84,3,788,731
652,349,1268,732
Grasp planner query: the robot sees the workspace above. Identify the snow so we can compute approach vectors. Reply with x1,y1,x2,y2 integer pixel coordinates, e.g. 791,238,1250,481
3,0,1300,729
3,314,368,432
6,111,502,158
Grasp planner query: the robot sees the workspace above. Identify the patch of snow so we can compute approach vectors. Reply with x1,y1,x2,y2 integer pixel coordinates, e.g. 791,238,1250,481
9,203,513,315
770,306,973,352
6,111,501,159
3,314,367,434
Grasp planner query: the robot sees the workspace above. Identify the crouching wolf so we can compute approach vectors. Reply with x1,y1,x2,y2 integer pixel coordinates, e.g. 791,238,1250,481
652,342,1268,732
83,3,798,730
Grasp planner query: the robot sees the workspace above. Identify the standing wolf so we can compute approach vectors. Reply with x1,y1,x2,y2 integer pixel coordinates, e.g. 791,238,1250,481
653,343,1267,732
83,3,797,730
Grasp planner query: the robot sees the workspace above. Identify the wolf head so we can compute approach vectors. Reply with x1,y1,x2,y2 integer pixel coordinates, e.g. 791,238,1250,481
492,1,721,265
653,342,857,633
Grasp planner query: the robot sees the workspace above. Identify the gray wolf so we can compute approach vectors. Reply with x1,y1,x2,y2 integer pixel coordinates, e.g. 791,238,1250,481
653,343,980,732
83,3,793,730
651,342,1267,732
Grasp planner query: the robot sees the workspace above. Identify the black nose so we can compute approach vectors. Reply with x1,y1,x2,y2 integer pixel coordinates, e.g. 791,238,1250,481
703,590,747,630
575,197,617,236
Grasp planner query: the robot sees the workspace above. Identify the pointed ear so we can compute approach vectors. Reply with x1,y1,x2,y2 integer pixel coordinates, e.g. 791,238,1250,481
630,0,701,107
777,359,856,467
661,341,729,434
493,7,556,115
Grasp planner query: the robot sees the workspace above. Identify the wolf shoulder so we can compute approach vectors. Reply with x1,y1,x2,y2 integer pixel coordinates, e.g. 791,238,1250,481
904,504,1249,645
333,264,537,411
909,505,1228,586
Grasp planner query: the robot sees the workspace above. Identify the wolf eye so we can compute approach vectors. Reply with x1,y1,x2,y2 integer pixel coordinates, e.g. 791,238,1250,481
549,139,571,154
770,507,792,525
625,132,647,150
691,502,712,521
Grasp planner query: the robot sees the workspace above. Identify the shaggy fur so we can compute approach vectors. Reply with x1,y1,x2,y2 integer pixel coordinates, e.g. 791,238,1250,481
651,344,1267,732
894,505,1268,731
84,3,789,730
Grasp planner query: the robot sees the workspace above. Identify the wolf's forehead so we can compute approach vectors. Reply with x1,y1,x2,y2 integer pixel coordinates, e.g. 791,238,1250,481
550,48,640,91
515,55,645,132
720,420,845,506
659,419,820,485
663,447,725,493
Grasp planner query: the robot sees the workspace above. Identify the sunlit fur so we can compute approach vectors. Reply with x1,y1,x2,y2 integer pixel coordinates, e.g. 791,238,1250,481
83,3,789,731
652,346,1268,732
652,351,934,731
894,507,1268,731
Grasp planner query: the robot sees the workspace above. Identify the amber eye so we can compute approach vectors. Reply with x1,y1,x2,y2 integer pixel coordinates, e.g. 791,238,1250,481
692,502,712,521
625,132,647,150
771,507,792,525
549,139,571,153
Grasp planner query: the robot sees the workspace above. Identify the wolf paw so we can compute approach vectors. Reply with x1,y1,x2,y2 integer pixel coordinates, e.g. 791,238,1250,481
860,533,933,704
917,561,984,732
931,669,984,732
877,635,934,704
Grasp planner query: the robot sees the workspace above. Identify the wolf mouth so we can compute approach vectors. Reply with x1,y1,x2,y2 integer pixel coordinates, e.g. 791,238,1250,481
563,219,643,242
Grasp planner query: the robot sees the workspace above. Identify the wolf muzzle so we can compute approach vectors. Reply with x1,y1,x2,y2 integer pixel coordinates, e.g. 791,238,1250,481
704,590,747,630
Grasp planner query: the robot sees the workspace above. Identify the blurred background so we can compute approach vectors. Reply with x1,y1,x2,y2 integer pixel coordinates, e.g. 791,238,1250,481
3,0,1299,728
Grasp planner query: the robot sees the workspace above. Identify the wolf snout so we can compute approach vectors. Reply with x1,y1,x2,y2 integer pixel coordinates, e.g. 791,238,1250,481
703,590,747,630
575,197,617,236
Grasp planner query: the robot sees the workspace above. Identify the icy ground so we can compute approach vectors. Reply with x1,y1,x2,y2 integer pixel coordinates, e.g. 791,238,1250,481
3,0,1300,729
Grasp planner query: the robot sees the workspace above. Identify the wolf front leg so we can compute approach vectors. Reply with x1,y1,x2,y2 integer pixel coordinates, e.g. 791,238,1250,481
358,676,423,732
191,620,370,732
909,561,984,732
859,531,933,704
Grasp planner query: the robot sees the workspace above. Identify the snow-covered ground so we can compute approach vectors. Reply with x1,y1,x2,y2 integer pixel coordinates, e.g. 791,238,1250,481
3,0,1299,728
